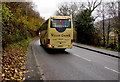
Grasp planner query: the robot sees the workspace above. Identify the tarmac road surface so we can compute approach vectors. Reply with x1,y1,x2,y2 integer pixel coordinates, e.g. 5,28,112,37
26,39,119,80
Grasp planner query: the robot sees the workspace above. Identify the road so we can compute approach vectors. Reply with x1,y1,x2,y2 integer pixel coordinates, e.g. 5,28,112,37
27,39,119,80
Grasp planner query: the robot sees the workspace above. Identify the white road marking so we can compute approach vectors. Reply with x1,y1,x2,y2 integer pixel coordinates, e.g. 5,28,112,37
73,54,91,61
104,66,120,74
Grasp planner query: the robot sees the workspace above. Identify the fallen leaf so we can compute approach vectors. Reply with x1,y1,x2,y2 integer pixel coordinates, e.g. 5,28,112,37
2,73,5,77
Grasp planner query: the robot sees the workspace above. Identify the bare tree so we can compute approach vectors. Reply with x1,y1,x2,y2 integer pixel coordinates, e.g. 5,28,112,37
96,1,119,49
55,2,85,18
118,1,120,51
56,0,102,18
106,1,119,49
56,2,70,16
107,16,111,46
105,2,114,46
87,0,102,12
102,4,106,46
96,3,106,46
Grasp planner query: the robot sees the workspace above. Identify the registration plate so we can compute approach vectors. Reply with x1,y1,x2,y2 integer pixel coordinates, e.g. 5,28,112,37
58,45,63,47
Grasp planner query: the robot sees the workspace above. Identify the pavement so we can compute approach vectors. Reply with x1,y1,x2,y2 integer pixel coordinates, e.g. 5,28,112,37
73,43,119,59
25,40,44,80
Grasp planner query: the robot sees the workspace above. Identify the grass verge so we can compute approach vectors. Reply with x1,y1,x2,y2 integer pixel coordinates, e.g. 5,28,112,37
2,37,37,80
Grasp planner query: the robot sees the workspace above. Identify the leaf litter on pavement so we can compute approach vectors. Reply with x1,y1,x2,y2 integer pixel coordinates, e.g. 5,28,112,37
2,47,31,80
1,38,43,80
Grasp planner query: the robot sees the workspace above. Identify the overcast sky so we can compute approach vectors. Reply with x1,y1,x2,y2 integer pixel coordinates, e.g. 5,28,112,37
32,0,84,19
32,0,118,20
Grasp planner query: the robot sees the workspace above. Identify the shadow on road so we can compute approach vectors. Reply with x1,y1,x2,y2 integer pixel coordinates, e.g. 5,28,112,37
40,45,70,55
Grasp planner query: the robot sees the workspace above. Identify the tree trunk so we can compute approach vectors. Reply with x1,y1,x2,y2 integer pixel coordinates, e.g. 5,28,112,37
107,17,110,47
118,33,120,51
102,13,106,47
118,1,120,51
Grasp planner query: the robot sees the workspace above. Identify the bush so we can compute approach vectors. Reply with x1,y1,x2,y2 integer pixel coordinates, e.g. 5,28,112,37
107,43,117,49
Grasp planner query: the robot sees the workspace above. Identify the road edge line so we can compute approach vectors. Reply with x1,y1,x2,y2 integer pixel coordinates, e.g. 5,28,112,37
31,39,46,81
104,66,120,74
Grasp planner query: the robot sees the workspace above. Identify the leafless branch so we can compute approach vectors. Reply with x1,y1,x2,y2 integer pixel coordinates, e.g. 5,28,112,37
87,0,102,12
